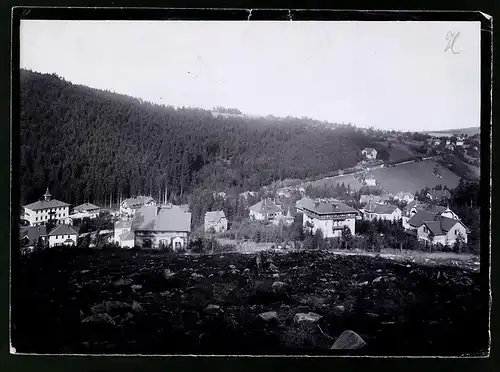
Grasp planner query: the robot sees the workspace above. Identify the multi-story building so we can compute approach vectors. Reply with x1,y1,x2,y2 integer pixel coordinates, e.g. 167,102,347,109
204,210,228,233
22,188,71,226
296,197,359,238
249,198,283,223
131,203,191,250
120,196,157,217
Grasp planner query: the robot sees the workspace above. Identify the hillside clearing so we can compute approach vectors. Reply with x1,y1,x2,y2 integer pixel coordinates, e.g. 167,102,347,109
368,160,460,194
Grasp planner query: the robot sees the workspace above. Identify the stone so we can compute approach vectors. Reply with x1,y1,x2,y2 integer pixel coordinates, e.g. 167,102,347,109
112,278,133,287
163,269,176,279
131,284,143,290
334,305,345,313
258,311,278,321
243,268,250,273
372,276,383,283
331,330,367,350
376,269,383,273
366,312,379,318
205,304,221,312
269,263,279,272
358,281,369,286
131,301,144,312
229,264,236,269
320,278,327,282
80,269,90,274
82,313,116,326
294,312,323,324
271,281,286,295
272,273,280,278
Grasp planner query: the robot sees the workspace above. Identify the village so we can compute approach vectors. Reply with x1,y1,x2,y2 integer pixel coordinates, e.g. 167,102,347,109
19,136,477,256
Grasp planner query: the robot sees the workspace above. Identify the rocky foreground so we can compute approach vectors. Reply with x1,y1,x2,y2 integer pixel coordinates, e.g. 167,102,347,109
12,248,488,356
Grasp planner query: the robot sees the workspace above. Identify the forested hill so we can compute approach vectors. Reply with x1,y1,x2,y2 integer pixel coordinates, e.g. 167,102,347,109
19,69,372,206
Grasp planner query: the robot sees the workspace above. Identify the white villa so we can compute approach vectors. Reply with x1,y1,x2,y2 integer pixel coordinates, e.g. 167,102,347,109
362,148,377,160
48,224,79,248
296,197,359,238
131,203,192,250
120,196,157,217
362,201,402,222
204,210,228,233
249,198,283,223
23,188,71,226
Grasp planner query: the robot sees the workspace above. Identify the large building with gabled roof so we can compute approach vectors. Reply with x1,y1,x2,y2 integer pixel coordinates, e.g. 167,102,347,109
23,188,71,226
204,210,228,233
249,198,283,223
131,203,191,250
362,201,402,222
48,224,79,247
296,197,359,238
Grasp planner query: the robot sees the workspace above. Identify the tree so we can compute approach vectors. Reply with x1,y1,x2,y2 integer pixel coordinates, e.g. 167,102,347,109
341,227,353,250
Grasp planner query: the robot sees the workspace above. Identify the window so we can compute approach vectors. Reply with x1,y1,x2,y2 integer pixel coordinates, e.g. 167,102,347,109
36,217,38,221
455,230,458,236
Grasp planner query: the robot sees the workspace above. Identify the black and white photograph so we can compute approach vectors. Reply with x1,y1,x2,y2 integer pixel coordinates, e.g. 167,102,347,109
11,12,491,357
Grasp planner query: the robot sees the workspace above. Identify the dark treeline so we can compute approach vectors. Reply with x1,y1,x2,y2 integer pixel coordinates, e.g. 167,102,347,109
20,70,373,206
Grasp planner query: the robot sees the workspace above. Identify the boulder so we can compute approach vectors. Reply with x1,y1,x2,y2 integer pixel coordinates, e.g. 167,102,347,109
269,263,279,272
82,313,116,326
294,312,323,324
204,304,221,312
112,278,133,287
229,264,236,270
131,284,143,290
131,301,144,313
372,276,383,283
334,305,345,313
163,269,176,279
331,330,367,350
258,311,278,322
271,281,287,295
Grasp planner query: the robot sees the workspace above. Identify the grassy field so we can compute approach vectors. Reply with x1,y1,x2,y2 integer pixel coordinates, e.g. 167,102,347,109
12,248,488,356
367,160,460,194
305,174,363,191
375,142,415,162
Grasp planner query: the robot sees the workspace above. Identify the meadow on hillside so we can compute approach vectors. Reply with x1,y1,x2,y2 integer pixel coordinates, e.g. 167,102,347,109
368,160,461,194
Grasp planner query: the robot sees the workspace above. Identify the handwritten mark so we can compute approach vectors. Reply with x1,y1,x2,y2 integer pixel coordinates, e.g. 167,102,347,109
445,31,461,54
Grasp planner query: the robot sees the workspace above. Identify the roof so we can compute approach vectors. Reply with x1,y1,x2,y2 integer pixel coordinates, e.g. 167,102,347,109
19,226,47,242
249,199,283,215
119,231,135,241
298,197,358,215
24,199,70,211
121,196,156,209
407,211,439,227
69,212,95,220
363,148,377,153
422,221,445,236
205,210,226,224
131,205,191,232
115,219,132,229
48,224,79,236
365,202,399,215
74,202,100,212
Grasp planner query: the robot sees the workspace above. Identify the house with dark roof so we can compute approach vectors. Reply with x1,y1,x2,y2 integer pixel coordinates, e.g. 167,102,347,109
23,188,71,226
48,224,79,247
20,225,48,249
131,204,192,250
296,197,359,238
392,191,415,204
406,210,468,246
120,195,157,217
249,198,283,223
362,148,377,160
362,201,402,222
204,211,228,233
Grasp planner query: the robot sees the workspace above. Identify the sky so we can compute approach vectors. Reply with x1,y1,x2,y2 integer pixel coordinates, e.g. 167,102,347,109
20,20,481,131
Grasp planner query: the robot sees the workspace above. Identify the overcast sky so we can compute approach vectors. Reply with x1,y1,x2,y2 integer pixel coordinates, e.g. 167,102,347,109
20,20,481,131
